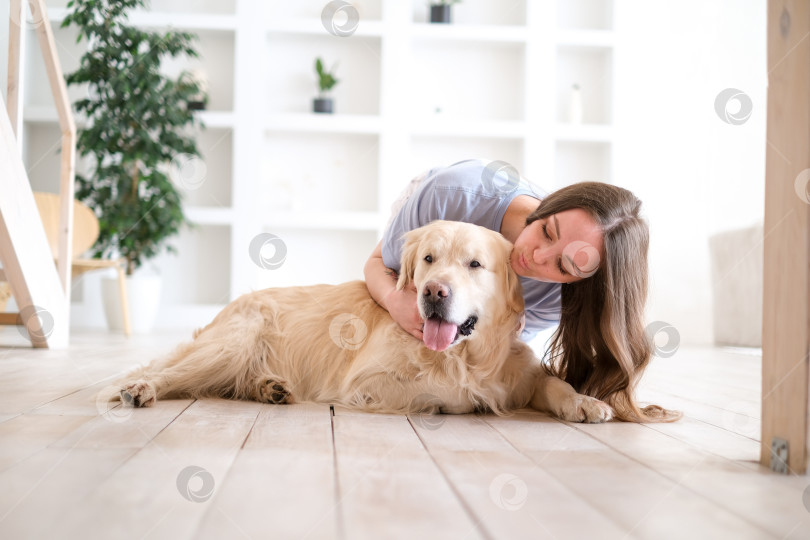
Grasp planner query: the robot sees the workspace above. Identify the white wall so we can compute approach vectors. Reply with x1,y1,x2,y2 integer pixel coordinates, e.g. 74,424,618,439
613,0,766,345
0,0,768,346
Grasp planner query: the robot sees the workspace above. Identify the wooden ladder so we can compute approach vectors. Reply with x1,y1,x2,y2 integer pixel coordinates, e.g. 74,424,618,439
0,0,76,348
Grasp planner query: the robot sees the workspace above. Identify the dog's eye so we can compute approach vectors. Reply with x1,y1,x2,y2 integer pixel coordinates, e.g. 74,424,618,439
424,255,433,263
470,260,481,268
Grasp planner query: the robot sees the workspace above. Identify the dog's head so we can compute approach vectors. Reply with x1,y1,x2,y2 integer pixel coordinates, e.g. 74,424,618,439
396,220,524,352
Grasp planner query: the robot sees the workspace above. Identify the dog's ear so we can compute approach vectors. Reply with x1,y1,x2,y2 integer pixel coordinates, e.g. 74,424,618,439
501,237,525,316
396,227,425,290
505,262,525,315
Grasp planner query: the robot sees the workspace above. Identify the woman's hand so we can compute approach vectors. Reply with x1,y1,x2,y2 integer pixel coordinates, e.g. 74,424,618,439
383,282,424,341
364,240,424,342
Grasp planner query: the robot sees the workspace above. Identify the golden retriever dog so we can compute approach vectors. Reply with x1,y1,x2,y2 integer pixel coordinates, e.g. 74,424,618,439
114,220,613,422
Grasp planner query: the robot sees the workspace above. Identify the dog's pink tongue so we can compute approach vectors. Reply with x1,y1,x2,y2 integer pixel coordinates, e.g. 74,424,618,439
423,318,458,351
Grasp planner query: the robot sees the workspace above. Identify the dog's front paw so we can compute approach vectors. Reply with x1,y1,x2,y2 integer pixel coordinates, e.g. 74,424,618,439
256,379,293,404
120,380,157,408
558,395,614,423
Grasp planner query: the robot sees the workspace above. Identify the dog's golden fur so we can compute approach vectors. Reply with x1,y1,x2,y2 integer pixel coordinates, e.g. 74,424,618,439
114,220,614,422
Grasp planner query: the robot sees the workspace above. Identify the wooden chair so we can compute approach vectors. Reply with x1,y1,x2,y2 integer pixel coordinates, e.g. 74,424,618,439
0,192,131,335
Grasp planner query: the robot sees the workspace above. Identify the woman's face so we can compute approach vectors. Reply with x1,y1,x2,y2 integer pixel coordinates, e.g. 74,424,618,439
510,208,605,284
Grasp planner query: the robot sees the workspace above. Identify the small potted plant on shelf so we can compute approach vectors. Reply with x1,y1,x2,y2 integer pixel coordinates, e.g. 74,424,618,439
313,57,339,114
429,0,462,24
62,0,207,333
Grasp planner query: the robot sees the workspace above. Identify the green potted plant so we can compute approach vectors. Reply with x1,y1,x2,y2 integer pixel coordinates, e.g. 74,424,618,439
429,0,462,23
313,57,339,114
62,0,207,332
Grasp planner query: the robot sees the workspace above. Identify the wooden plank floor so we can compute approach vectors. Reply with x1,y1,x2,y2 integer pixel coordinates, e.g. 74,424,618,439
0,328,808,539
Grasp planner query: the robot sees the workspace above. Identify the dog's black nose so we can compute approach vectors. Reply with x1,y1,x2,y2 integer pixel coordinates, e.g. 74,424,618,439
423,281,451,301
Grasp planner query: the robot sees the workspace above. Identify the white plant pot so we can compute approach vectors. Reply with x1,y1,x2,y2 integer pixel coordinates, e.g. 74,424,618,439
102,274,162,333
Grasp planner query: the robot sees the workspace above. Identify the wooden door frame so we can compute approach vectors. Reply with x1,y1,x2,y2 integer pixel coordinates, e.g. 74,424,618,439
762,0,810,474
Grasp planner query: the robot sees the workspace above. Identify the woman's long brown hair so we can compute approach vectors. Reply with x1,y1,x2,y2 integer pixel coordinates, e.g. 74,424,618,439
527,181,681,422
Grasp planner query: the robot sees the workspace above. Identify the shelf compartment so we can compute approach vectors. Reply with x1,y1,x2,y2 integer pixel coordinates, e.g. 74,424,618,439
153,224,231,305
248,229,378,289
262,132,379,214
557,0,614,31
408,40,525,121
160,29,235,112
555,47,613,125
38,17,236,112
176,128,233,208
554,141,612,186
266,34,381,116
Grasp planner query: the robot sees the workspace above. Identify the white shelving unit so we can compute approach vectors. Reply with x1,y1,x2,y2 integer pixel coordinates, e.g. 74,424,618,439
9,0,616,329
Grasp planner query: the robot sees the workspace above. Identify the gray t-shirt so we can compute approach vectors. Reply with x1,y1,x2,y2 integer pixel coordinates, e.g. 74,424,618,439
381,159,561,341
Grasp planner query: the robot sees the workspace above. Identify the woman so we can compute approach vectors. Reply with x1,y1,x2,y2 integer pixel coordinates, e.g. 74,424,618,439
364,159,679,422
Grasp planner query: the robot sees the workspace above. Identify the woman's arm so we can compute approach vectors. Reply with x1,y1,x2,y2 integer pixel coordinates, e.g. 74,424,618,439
364,240,424,340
